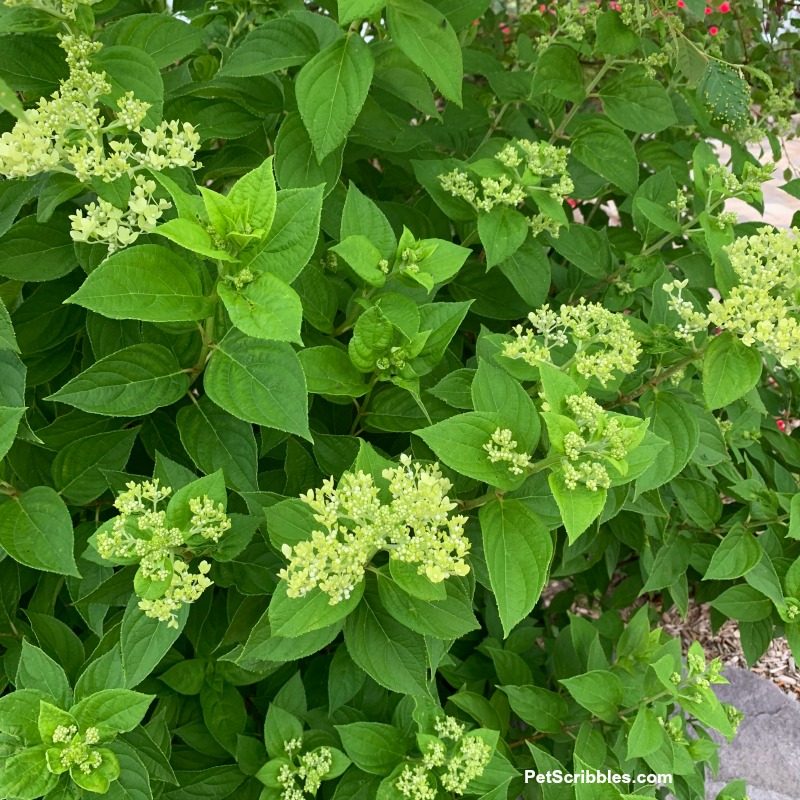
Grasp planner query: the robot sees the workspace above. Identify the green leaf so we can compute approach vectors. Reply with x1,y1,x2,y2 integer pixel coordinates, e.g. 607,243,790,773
297,34,374,162
100,13,203,69
594,10,640,55
176,397,258,493
218,272,303,344
71,690,154,739
339,0,385,26
16,641,71,707
93,46,163,129
227,156,277,234
0,745,57,800
104,740,152,800
698,62,750,129
710,584,772,622
478,207,528,268
599,66,677,133
626,706,665,759
274,113,343,198
386,0,463,105
635,392,699,495
348,306,394,373
415,411,537,490
299,346,369,396
376,571,479,639
559,670,623,723
704,525,761,581
0,299,18,352
343,581,430,696
703,331,762,409
501,685,568,734
66,245,214,322
547,223,610,278
47,344,189,417
571,118,639,195
0,689,48,744
532,45,584,103
332,235,387,287
336,722,406,775
219,18,319,78
0,74,25,119
151,218,234,261
245,185,325,283
479,500,553,637
0,214,76,282
52,428,138,505
340,182,397,259
120,598,189,688
204,330,310,440
201,682,246,753
0,487,79,577
549,472,607,544
268,579,364,638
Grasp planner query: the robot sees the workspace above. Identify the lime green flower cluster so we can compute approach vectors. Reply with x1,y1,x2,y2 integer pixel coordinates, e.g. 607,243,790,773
95,480,230,627
395,717,492,800
484,427,532,475
439,139,573,235
502,300,641,386
47,724,119,793
665,227,800,367
280,455,470,605
277,746,333,800
69,174,172,252
555,393,638,491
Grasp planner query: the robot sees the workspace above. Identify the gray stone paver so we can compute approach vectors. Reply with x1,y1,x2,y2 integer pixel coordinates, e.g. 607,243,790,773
705,667,800,800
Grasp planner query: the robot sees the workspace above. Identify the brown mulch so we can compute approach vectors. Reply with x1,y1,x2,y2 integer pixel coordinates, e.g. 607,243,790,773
661,603,800,700
541,581,800,699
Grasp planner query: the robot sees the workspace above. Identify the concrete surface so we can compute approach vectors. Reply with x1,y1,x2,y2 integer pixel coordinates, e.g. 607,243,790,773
705,667,800,800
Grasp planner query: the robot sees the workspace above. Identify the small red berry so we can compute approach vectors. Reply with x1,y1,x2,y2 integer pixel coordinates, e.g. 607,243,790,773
677,0,686,6
709,24,719,34
705,5,712,13
719,1,731,11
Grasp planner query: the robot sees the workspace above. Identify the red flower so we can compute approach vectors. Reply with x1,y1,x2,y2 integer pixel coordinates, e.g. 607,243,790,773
709,25,718,34
677,0,686,6
719,1,731,10
705,5,712,13
777,419,787,432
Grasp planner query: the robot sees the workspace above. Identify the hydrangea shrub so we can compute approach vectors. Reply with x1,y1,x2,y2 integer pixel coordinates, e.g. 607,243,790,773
0,1,798,799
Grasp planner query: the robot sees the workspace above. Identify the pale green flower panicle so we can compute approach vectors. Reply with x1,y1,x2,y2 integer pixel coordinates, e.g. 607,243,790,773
95,479,230,627
664,226,800,368
502,300,641,386
395,716,492,799
276,744,333,800
484,427,532,475
280,455,471,605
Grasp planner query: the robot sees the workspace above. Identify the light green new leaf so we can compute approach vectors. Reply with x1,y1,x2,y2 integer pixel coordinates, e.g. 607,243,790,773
299,346,369,396
151,218,235,261
0,745,58,800
626,706,665,759
704,525,762,580
246,185,325,283
332,235,387,287
0,487,79,577
269,579,364,638
297,34,374,162
227,156,277,233
218,272,303,344
386,0,463,105
548,471,607,544
47,344,189,416
16,640,72,707
204,330,310,440
339,0,385,26
703,331,762,409
66,244,214,322
479,500,553,637
559,670,623,723
0,75,25,119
